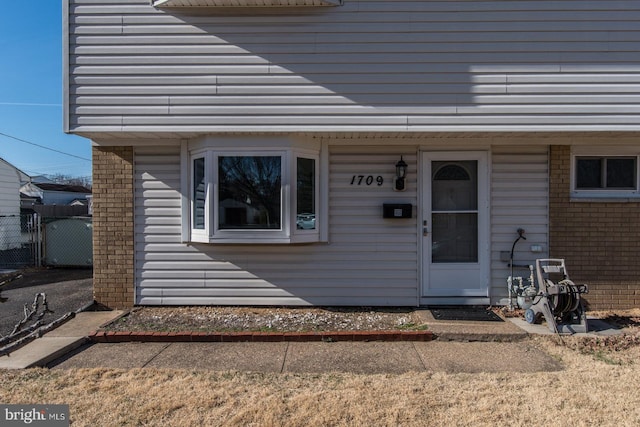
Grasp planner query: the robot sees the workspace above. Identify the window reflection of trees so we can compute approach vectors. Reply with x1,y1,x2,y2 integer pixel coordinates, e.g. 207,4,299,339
296,158,315,229
193,158,206,230
218,156,281,229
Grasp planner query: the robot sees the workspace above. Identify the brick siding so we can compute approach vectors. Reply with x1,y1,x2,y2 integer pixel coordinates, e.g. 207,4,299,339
549,145,640,310
92,146,134,308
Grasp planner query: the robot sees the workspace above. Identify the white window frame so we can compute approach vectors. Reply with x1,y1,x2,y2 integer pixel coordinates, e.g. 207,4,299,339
571,147,640,200
188,145,321,244
292,149,320,243
190,154,209,242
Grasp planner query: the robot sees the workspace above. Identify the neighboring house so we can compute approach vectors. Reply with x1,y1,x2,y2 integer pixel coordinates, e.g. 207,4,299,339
19,182,92,206
69,198,90,207
20,181,92,217
28,175,55,185
0,158,28,216
64,0,640,310
0,158,29,250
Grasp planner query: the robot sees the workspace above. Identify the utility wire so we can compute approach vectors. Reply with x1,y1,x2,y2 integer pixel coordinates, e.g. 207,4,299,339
0,131,91,162
0,102,61,107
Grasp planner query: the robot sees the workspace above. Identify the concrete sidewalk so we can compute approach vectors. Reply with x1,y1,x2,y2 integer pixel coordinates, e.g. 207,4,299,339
50,340,563,374
0,309,622,373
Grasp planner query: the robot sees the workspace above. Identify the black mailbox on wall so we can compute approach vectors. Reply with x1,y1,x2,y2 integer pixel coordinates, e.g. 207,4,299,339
383,203,412,219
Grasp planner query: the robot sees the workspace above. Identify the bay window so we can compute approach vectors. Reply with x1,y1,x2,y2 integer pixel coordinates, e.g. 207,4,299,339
188,145,320,243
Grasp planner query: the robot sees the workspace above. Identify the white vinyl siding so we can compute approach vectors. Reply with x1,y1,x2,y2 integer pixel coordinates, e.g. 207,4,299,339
135,144,418,305
135,139,550,306
490,145,549,305
67,0,640,135
0,161,21,217
0,160,24,250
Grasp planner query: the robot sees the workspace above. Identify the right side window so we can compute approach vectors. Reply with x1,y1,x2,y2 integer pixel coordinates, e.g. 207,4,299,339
296,157,316,231
573,154,639,198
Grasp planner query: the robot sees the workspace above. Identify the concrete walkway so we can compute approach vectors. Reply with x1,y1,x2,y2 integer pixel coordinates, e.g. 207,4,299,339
0,310,123,369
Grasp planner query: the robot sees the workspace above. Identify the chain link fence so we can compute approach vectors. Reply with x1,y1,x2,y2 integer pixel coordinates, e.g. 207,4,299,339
0,214,93,269
0,214,41,268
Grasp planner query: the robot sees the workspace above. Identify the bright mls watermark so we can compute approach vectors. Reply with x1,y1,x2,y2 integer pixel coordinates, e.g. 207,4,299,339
1,405,69,426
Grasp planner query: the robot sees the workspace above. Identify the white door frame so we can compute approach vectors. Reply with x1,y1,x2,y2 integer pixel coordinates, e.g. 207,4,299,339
420,151,490,305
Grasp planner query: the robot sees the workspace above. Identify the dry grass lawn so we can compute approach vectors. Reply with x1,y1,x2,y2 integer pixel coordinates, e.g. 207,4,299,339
1,335,640,426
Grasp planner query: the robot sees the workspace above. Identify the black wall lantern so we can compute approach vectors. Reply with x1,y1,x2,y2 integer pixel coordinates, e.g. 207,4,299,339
394,156,408,191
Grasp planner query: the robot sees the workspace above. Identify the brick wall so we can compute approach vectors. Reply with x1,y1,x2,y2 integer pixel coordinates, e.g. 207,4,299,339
549,145,640,310
92,146,134,308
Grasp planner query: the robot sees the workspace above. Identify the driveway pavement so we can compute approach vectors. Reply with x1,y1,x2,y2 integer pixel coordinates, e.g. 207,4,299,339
0,268,93,338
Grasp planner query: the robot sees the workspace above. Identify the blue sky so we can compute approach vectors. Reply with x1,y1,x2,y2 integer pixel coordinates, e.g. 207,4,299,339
0,1,92,180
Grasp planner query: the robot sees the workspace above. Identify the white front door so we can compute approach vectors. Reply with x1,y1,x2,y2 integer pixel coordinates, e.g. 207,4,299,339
421,151,490,303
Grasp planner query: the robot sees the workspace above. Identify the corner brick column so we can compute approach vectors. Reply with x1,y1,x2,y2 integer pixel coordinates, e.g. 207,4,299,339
92,146,135,308
549,145,640,310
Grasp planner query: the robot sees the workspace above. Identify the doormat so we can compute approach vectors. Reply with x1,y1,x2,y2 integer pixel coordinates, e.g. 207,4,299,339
430,307,504,322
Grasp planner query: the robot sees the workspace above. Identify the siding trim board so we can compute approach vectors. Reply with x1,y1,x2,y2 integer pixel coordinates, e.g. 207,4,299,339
63,1,69,133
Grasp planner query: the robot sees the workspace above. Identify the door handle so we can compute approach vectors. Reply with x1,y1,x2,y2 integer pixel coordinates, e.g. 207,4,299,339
423,228,429,236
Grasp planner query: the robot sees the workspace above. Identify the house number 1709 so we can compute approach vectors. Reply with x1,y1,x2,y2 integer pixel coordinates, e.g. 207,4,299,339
350,175,384,186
